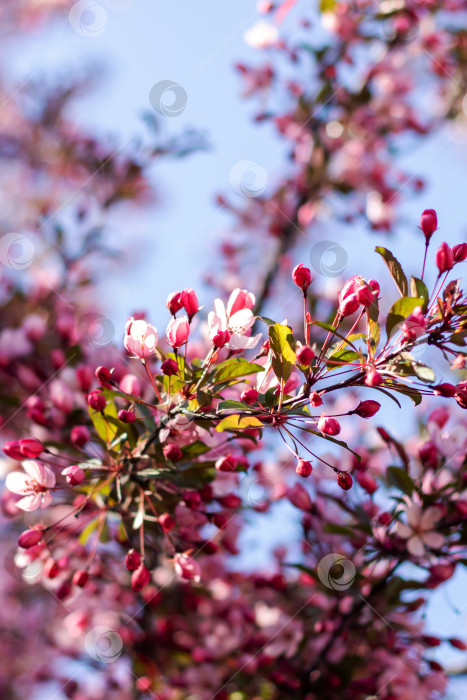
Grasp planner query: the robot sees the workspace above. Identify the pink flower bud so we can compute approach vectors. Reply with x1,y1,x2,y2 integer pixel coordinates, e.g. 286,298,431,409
435,242,454,274
419,442,437,468
166,316,190,348
215,455,237,472
317,415,341,436
18,528,44,549
309,391,322,407
95,366,112,382
356,471,377,494
353,400,381,418
71,426,90,448
420,209,437,241
287,483,312,511
72,570,89,587
337,472,353,490
181,288,199,319
356,284,375,307
296,458,312,478
51,349,66,370
118,409,136,423
62,465,85,486
292,264,312,292
76,365,93,392
365,369,383,387
125,549,141,571
132,564,150,592
44,559,59,579
296,345,314,366
449,638,467,651
18,438,44,459
174,552,201,583
166,291,184,315
240,388,259,405
211,328,231,348
163,443,182,462
339,292,359,317
159,513,175,533
161,358,179,376
455,381,467,409
367,279,380,296
452,243,467,263
3,441,23,460
433,383,456,397
87,391,106,412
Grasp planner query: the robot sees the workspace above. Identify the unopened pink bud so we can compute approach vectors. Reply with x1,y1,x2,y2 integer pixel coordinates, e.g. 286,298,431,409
87,391,106,412
132,564,150,592
353,400,381,418
211,328,230,348
3,440,24,460
452,243,467,263
95,366,112,382
296,458,312,478
161,358,179,376
44,559,59,579
317,415,341,436
72,570,89,587
163,443,182,461
181,288,199,319
71,426,90,448
18,529,44,549
367,279,380,296
62,465,85,486
240,388,259,405
215,455,237,472
356,284,375,307
435,242,454,274
166,291,184,315
166,316,190,348
339,293,359,317
292,264,312,292
125,549,141,571
433,383,456,397
337,472,353,490
19,438,44,459
296,346,314,366
365,369,383,387
309,391,322,407
356,471,377,494
118,409,136,423
420,209,437,241
159,513,175,533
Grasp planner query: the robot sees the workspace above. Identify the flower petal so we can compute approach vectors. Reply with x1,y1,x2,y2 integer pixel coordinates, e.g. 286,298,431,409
5,471,30,495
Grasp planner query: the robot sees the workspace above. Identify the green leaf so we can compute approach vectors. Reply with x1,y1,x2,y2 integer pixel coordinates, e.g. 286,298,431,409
375,246,408,296
216,414,264,432
79,518,100,546
386,381,423,406
387,466,415,495
268,323,297,383
217,400,254,412
180,441,211,458
322,524,355,536
412,362,435,384
320,0,336,11
257,316,276,327
311,321,362,353
410,277,428,310
386,296,425,338
88,399,120,445
213,359,264,384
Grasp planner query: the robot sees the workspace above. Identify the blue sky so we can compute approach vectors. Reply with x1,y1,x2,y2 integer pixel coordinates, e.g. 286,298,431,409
5,0,467,695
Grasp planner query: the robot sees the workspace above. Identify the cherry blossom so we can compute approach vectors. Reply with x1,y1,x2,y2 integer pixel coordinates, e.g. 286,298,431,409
6,460,55,511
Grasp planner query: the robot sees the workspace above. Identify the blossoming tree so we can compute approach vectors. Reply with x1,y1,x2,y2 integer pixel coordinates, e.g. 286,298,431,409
1,2,467,699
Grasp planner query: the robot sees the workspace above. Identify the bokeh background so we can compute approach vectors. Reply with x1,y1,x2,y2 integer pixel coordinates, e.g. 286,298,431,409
1,0,467,696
